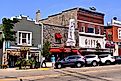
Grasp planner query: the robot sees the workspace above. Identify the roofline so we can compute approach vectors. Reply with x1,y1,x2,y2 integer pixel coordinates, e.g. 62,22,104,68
40,7,104,21
78,7,105,16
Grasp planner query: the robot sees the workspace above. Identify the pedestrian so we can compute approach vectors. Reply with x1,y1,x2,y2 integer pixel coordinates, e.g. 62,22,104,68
41,57,46,67
51,55,55,68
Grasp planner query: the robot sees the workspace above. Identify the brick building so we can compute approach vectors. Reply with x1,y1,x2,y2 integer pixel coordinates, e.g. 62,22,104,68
38,7,108,55
105,19,121,56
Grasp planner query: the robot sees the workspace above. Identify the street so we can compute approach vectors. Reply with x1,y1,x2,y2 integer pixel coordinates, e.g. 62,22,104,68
0,64,121,81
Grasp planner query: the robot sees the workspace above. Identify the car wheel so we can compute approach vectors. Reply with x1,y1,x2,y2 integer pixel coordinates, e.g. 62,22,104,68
76,62,82,68
92,61,98,66
57,64,62,69
105,61,111,65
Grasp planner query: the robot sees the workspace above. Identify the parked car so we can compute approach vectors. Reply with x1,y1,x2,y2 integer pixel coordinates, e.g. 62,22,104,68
99,54,115,65
55,55,85,69
85,54,100,66
114,56,121,64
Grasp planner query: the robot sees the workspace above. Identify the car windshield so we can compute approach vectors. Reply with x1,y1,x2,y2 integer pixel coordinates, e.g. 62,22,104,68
85,56,96,58
99,55,108,58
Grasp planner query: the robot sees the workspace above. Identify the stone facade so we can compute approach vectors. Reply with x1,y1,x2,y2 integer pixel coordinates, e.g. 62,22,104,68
43,24,79,47
40,8,77,27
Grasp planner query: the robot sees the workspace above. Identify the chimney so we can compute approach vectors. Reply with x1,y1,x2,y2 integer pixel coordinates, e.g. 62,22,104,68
36,10,41,22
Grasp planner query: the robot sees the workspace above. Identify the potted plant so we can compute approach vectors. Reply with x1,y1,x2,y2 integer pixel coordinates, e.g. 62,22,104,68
29,59,36,69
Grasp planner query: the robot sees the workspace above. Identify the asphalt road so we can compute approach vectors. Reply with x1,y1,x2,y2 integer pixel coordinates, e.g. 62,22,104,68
1,64,121,81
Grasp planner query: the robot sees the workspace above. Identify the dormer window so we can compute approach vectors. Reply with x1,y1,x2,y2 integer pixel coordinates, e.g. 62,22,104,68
17,31,32,46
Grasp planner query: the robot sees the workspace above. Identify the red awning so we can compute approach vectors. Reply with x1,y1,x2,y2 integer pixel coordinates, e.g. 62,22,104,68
64,48,71,52
72,49,78,53
49,48,61,53
55,33,62,39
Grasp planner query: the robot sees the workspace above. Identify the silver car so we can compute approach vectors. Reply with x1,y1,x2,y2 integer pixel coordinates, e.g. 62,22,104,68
85,54,100,66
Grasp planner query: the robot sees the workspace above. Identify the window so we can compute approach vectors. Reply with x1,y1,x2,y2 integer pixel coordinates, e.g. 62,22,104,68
118,28,121,39
81,27,85,32
55,39,61,44
17,31,32,46
85,56,96,58
55,33,62,44
87,27,95,33
96,26,100,34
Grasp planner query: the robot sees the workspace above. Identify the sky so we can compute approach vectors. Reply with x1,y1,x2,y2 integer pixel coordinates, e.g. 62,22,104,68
0,0,121,25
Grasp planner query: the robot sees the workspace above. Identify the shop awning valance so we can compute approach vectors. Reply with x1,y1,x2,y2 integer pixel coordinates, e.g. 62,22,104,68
72,49,78,53
49,48,62,53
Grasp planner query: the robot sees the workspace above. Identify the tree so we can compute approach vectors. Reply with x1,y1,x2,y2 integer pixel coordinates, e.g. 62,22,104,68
42,40,51,59
0,18,19,48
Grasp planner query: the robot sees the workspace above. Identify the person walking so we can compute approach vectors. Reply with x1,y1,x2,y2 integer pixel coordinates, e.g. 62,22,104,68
51,55,55,68
41,57,46,67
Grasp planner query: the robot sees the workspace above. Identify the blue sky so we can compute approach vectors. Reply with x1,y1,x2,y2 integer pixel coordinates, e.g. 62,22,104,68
0,0,121,25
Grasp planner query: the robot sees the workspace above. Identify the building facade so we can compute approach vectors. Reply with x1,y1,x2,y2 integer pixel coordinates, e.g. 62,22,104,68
105,19,121,56
2,16,42,67
39,7,107,55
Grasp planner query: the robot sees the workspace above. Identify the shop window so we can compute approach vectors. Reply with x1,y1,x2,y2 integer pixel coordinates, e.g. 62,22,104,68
17,31,32,46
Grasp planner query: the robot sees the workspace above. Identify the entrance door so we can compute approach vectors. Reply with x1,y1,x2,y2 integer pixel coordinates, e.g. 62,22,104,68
8,55,19,68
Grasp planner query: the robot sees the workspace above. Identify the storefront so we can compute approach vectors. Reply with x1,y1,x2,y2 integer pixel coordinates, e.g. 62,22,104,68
49,47,78,60
2,46,40,68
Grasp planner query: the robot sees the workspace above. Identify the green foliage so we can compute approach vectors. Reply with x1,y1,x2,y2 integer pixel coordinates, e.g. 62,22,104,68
15,58,31,66
1,18,19,41
42,40,51,58
29,58,36,65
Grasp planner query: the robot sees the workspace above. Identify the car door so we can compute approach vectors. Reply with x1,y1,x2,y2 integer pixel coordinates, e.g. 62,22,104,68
64,56,76,66
116,56,121,64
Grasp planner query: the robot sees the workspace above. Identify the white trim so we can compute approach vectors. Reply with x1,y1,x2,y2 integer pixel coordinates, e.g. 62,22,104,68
79,32,104,37
77,20,104,26
17,31,32,46
111,19,121,27
118,28,121,39
7,46,39,50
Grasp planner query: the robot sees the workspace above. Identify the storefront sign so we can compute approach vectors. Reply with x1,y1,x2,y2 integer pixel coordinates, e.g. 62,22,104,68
79,36,105,48
66,19,76,46
20,47,30,51
112,19,121,26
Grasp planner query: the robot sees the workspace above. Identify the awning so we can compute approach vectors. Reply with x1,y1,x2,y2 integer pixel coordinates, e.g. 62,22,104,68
64,48,71,52
72,49,78,53
55,33,62,39
49,48,62,53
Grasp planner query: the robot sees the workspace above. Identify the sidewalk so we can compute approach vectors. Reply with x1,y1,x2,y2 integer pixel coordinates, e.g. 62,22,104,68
0,62,53,71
